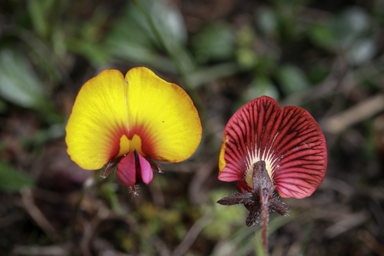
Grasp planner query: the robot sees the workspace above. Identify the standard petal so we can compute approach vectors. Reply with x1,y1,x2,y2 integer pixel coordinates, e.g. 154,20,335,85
66,70,129,170
124,67,202,163
116,152,136,187
219,96,327,199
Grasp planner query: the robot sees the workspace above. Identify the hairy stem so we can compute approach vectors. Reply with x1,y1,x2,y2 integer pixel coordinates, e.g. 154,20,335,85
260,187,271,256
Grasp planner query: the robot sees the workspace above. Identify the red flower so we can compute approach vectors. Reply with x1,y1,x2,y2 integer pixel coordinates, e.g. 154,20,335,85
217,96,327,226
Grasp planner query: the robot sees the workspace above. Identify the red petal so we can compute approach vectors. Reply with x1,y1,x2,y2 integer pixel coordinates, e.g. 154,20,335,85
137,153,153,185
236,180,251,193
116,151,154,187
116,152,136,187
219,96,327,199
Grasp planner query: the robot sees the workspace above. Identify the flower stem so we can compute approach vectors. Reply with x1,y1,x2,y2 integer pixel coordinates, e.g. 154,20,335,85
260,187,271,256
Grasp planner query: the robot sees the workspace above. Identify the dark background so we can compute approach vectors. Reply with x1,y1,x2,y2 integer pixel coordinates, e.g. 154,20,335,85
0,0,383,255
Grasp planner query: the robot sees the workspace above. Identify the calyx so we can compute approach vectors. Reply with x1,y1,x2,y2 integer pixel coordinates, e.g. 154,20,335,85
217,161,288,226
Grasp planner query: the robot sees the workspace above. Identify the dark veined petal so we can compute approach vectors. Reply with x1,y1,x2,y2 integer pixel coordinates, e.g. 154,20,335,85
219,96,327,199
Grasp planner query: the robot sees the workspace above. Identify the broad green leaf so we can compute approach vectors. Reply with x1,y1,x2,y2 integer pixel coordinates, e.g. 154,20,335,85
104,0,194,73
0,49,54,112
0,162,35,192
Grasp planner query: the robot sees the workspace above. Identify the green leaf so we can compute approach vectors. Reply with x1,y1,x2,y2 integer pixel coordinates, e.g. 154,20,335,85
148,0,187,43
100,182,123,216
256,7,277,36
332,7,370,49
202,190,246,239
192,22,234,63
0,49,54,112
277,65,309,95
104,0,195,73
247,77,279,101
66,39,109,66
27,0,56,38
308,23,336,50
0,162,35,192
189,62,243,88
346,39,376,65
234,77,279,114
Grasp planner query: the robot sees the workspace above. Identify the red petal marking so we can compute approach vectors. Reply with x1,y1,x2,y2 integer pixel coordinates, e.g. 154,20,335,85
236,180,251,194
137,153,153,185
116,152,136,187
109,123,157,160
126,124,157,159
220,96,327,199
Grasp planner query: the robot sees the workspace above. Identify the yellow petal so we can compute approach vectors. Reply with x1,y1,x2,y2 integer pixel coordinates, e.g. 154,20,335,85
66,70,129,170
124,67,202,163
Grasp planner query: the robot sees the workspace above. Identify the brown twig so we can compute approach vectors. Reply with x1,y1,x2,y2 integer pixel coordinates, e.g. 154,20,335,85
322,94,384,134
358,230,384,256
11,243,70,256
189,159,216,205
21,188,60,242
171,211,212,256
325,211,369,238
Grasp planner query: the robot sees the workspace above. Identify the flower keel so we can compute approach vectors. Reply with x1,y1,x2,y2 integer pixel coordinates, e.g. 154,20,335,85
117,150,153,193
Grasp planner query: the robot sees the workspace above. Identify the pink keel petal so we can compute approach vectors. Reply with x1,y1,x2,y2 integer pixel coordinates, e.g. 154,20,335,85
116,152,136,187
137,153,153,185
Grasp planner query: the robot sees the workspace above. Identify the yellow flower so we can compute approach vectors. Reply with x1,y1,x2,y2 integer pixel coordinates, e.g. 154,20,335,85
65,67,202,193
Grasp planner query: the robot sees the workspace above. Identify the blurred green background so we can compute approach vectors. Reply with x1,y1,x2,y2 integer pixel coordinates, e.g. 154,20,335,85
0,0,384,255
